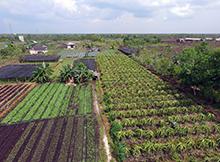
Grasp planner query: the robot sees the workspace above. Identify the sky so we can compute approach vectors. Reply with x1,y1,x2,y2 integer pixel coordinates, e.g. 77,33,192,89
0,0,220,34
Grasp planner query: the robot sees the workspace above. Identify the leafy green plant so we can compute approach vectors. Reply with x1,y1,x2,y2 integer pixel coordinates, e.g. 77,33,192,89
59,63,93,83
32,62,53,83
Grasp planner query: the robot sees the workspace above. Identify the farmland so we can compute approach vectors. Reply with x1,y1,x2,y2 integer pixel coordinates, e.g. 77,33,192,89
0,116,99,162
0,83,96,124
0,83,35,119
1,34,220,162
97,50,220,161
0,82,99,162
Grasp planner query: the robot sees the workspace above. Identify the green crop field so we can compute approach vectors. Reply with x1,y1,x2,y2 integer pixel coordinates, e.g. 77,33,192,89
97,50,220,162
1,83,74,124
1,83,94,125
74,84,93,115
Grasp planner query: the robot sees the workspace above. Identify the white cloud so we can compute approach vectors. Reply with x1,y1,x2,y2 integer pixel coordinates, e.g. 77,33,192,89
53,0,78,14
0,0,220,33
170,4,194,17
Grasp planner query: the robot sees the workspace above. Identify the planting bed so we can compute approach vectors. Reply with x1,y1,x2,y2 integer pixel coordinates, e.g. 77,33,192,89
73,84,93,115
75,59,97,71
97,50,220,161
21,55,60,62
0,64,39,80
0,83,35,119
1,83,75,124
1,83,94,125
0,116,99,162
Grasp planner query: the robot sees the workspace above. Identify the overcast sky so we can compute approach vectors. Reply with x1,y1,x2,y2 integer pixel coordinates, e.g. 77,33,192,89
0,0,220,34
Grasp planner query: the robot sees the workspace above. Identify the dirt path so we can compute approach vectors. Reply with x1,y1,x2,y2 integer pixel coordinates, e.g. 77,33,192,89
92,83,112,162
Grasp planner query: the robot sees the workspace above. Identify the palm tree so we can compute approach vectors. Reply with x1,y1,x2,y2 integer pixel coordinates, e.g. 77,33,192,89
32,62,53,83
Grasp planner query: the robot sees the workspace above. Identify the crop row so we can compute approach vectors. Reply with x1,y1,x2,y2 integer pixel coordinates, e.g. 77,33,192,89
117,124,220,140
109,105,204,119
73,84,93,115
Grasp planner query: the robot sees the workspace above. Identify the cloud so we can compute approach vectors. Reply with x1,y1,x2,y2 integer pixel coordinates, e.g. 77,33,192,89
170,4,194,17
53,0,78,13
0,0,220,33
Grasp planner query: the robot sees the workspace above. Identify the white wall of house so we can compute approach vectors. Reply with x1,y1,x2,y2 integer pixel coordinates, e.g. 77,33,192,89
67,45,75,49
29,50,48,54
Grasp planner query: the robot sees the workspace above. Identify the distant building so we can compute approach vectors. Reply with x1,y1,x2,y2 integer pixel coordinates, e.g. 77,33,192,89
29,44,48,54
66,42,76,49
59,42,76,49
205,38,214,41
185,38,203,42
177,38,185,43
216,38,220,42
18,35,25,42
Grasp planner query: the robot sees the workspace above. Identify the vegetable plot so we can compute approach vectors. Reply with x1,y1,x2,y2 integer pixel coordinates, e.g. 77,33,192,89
97,50,220,162
0,116,99,162
73,84,93,115
1,83,74,124
0,83,35,119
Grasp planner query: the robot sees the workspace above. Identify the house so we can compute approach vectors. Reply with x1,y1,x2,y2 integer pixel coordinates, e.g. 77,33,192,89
59,42,76,49
29,44,48,54
66,42,76,49
216,38,220,42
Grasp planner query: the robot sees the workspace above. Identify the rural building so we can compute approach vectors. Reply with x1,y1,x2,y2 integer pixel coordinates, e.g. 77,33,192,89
185,38,203,42
66,42,76,49
216,38,220,42
205,38,214,41
59,42,77,49
29,44,48,54
18,35,25,42
177,38,185,43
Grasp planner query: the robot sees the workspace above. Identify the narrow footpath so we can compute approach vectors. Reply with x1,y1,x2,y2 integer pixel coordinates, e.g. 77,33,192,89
92,83,112,162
